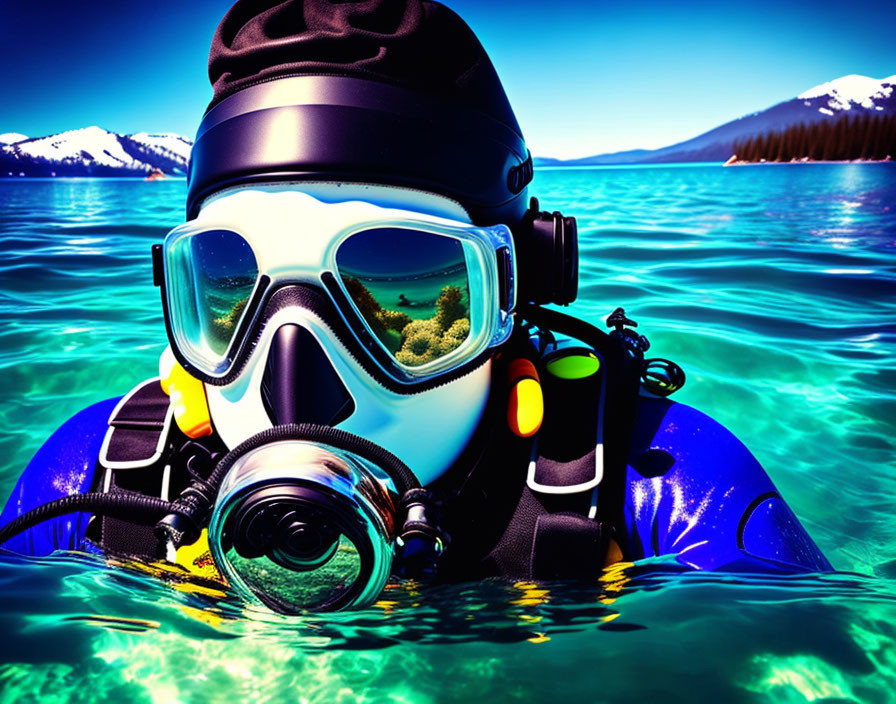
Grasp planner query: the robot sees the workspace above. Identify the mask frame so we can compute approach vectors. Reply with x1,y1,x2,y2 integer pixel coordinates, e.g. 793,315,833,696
153,191,516,390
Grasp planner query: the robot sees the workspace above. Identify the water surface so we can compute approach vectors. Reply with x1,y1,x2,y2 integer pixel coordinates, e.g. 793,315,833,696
1,164,894,702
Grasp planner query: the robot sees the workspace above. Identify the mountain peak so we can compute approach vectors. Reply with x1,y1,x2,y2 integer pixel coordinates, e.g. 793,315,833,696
798,74,893,107
57,125,110,137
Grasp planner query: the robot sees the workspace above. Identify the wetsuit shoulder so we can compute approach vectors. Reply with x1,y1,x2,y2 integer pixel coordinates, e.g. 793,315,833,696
623,394,831,573
0,398,118,556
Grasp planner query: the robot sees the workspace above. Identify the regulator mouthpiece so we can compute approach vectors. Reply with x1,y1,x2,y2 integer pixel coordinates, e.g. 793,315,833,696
208,439,397,613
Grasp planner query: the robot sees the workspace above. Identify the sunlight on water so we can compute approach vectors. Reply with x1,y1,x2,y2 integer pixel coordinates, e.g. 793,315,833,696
0,166,894,702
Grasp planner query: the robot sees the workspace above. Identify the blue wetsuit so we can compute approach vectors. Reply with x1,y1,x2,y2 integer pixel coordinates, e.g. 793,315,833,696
0,393,831,573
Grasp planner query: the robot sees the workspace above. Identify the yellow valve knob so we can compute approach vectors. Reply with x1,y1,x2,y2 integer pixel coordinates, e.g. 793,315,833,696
160,349,213,439
507,358,543,437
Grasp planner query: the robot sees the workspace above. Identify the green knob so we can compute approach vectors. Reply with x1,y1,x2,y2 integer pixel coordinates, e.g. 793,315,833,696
546,352,600,380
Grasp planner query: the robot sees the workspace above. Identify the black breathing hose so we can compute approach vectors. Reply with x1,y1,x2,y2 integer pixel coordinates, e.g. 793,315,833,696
0,492,186,548
520,303,613,352
0,423,422,553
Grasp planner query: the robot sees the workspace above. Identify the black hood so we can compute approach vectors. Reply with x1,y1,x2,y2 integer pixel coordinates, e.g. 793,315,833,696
187,0,533,225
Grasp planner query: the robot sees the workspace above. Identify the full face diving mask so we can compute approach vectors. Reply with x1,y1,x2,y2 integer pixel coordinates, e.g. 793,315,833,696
152,189,517,612
155,190,516,388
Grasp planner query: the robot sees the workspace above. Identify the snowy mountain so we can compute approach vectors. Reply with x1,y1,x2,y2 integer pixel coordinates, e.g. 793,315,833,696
537,73,896,166
0,126,192,177
0,133,28,145
798,74,895,113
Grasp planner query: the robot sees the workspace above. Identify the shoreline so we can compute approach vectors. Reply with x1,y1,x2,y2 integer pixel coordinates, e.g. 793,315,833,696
723,156,893,167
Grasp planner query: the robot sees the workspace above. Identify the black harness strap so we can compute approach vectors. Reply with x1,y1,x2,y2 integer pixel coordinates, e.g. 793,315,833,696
101,379,172,467
95,379,177,560
524,344,607,579
531,513,605,580
437,308,643,582
520,306,642,555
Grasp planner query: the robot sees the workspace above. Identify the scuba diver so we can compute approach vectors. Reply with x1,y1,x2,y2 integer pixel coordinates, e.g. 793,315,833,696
0,0,831,612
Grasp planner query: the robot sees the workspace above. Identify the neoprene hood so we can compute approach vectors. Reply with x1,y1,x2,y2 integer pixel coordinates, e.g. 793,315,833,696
187,0,533,224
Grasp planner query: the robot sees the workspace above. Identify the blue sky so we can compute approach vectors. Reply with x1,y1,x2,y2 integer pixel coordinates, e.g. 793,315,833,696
1,0,894,159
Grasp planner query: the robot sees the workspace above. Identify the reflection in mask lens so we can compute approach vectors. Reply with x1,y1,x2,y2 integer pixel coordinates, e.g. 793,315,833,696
179,229,257,356
226,534,363,612
336,228,471,367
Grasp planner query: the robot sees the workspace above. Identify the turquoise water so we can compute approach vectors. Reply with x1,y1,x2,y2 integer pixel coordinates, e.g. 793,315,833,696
1,164,895,702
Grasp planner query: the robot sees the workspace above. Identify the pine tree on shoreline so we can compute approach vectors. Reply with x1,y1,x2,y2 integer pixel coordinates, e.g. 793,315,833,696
731,114,895,163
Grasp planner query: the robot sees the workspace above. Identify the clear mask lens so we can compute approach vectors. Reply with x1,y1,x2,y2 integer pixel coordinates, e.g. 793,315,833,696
208,441,395,612
166,228,258,370
335,228,472,367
